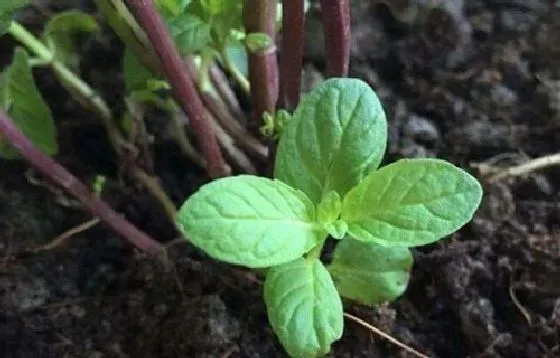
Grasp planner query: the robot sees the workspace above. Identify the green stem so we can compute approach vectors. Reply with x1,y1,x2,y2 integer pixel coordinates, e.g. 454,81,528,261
221,49,250,94
94,0,159,73
8,21,122,154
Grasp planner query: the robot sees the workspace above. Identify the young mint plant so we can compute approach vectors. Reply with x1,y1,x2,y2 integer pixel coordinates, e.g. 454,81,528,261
177,78,483,357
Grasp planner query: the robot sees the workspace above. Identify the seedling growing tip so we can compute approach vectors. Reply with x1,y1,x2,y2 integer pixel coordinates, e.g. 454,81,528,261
177,78,483,357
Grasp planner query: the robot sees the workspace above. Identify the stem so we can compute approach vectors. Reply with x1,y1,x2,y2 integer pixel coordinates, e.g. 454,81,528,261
243,0,279,124
279,0,305,110
201,90,268,162
186,59,267,162
8,22,124,156
172,112,207,169
131,167,177,223
209,65,249,126
94,0,159,73
209,112,258,174
0,109,163,254
221,50,250,94
320,0,350,78
126,0,230,178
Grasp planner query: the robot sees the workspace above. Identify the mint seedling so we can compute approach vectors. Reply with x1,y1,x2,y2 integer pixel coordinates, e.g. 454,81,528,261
176,78,483,357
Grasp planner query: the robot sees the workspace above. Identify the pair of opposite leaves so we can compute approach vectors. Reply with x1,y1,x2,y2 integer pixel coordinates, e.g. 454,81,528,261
177,78,482,268
176,78,482,357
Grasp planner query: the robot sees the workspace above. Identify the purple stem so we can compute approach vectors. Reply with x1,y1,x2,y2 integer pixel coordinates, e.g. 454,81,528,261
243,0,279,123
279,0,305,111
126,0,230,178
0,109,163,255
320,0,350,77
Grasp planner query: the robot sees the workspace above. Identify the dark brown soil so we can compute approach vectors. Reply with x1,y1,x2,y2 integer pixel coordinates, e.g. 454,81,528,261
1,1,559,357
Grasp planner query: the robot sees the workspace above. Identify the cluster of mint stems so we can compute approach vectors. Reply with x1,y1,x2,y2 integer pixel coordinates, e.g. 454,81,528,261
0,0,350,254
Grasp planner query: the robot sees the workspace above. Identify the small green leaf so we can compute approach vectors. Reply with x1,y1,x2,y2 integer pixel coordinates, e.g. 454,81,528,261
264,258,343,357
317,191,342,224
122,48,156,92
42,10,99,70
325,220,348,240
245,32,272,53
0,48,57,158
341,158,483,247
275,78,388,204
168,13,211,55
176,175,323,268
0,0,30,35
328,240,413,306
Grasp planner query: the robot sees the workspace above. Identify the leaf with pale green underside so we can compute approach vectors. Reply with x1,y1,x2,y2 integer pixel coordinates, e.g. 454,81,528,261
167,13,211,55
341,158,483,247
224,40,248,76
42,10,99,71
275,78,388,204
329,239,413,306
0,48,57,158
176,175,324,268
264,258,343,357
0,0,29,35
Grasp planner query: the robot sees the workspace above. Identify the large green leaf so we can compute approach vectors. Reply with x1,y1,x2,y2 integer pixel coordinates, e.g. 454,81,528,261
328,239,413,306
42,10,99,71
341,158,483,247
0,0,29,35
176,175,324,268
0,48,57,158
264,258,343,357
275,78,388,204
167,13,211,55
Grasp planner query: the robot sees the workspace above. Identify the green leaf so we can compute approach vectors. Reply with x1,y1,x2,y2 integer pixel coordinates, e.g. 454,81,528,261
341,158,483,247
176,175,323,268
156,0,192,17
264,258,343,357
224,39,248,76
328,240,413,306
122,48,156,92
199,0,240,17
168,13,211,55
317,191,342,224
316,191,347,239
42,10,99,71
0,48,57,158
245,32,272,53
275,78,388,204
325,220,348,240
0,0,29,35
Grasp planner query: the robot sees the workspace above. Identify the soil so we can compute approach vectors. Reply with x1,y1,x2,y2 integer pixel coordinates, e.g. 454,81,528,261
1,1,559,357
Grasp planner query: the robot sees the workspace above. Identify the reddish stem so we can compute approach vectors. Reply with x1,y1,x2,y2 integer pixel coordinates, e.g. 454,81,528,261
320,0,350,77
279,0,305,111
0,109,163,255
243,0,279,123
126,0,230,178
